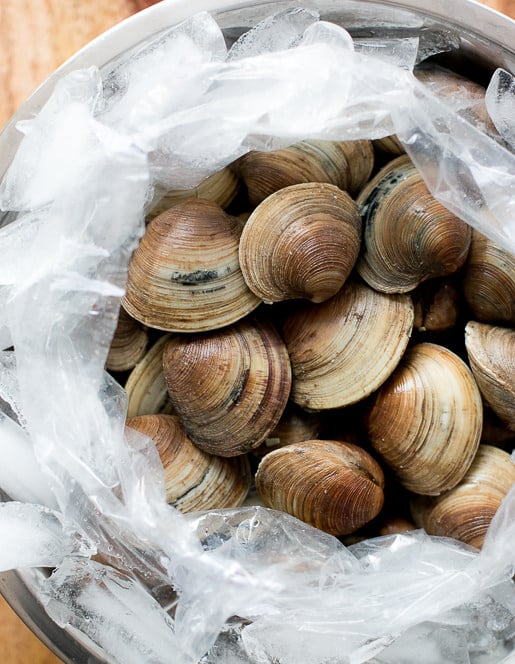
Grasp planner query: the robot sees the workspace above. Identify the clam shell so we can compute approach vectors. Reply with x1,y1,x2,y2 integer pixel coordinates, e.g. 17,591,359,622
357,155,471,293
411,445,515,549
123,199,261,332
125,335,174,418
480,408,515,451
377,516,416,536
127,414,250,511
465,321,515,431
412,277,460,334
255,402,321,457
415,64,495,137
367,342,483,495
255,439,384,536
463,230,515,324
146,167,240,221
373,135,405,155
106,307,148,372
162,318,292,457
235,139,374,207
282,281,414,409
239,183,361,304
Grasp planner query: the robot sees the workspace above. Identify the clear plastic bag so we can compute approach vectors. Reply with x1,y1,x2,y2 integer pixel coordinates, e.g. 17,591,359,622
0,9,514,663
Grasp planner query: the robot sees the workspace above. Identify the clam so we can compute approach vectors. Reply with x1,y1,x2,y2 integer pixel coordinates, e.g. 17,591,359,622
146,166,240,221
375,72,488,155
106,307,148,373
357,154,471,293
127,414,250,511
255,402,322,456
255,439,384,536
465,321,515,431
122,199,261,332
480,408,515,451
162,317,292,457
463,230,515,324
125,335,174,418
411,445,515,549
377,516,416,536
373,135,405,155
235,139,374,207
414,64,495,137
239,183,361,304
367,343,483,495
282,280,414,409
412,277,461,334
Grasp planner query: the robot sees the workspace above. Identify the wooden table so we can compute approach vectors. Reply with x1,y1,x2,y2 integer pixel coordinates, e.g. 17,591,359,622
0,0,514,662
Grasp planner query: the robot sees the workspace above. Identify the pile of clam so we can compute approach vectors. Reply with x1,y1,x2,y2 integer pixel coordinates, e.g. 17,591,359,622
109,67,515,551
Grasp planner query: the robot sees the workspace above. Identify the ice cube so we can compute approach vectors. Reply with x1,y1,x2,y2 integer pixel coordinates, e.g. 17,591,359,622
0,413,56,507
0,68,103,212
485,68,515,149
242,619,358,664
350,28,458,69
367,623,471,664
203,625,253,663
43,558,189,664
301,20,354,51
0,210,46,285
354,36,419,70
189,506,357,574
0,351,25,426
0,502,94,571
101,12,227,133
415,29,460,64
227,8,319,60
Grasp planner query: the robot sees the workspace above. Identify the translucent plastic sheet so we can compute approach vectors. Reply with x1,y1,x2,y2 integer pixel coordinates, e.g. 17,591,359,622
0,8,514,664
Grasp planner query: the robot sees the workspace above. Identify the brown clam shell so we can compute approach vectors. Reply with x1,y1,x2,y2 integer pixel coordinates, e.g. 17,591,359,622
235,139,374,207
463,230,515,324
367,343,483,495
147,166,240,221
357,155,471,293
106,307,148,373
239,183,361,304
373,135,405,155
125,335,174,418
255,439,385,536
123,199,260,332
465,321,515,431
414,64,495,137
412,278,461,334
162,318,292,457
255,402,321,457
411,445,515,549
282,281,414,409
377,516,416,536
127,414,250,511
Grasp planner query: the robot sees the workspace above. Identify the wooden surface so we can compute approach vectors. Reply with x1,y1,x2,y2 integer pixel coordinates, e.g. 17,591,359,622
0,0,514,662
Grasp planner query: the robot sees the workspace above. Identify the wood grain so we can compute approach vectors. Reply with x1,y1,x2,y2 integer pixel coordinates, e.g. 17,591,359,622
481,0,515,16
0,1,514,663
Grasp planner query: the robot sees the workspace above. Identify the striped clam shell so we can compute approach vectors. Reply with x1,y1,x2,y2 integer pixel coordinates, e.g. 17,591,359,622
162,317,292,457
255,439,384,536
239,182,361,304
357,155,471,294
367,342,483,495
127,414,251,512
